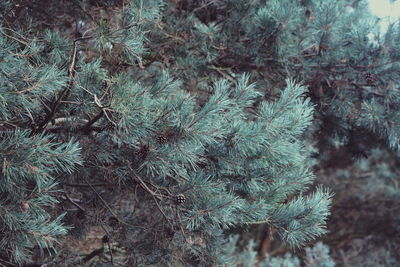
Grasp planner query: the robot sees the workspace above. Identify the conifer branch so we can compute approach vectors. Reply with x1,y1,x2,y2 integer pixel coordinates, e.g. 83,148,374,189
30,40,79,135
83,110,104,133
132,172,165,201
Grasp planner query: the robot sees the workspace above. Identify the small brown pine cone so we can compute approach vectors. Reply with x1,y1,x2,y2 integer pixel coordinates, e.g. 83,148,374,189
176,194,186,205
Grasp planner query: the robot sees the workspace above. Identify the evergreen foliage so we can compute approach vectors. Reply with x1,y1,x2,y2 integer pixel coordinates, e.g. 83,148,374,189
0,0,333,265
1,0,399,266
0,131,81,263
320,146,400,266
157,0,400,154
221,238,334,267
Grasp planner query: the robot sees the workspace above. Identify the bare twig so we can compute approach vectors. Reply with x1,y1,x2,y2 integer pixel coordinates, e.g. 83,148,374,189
0,27,29,46
82,177,146,229
132,172,164,201
62,182,115,187
100,224,114,265
81,248,104,263
175,208,187,242
153,196,175,229
63,192,85,212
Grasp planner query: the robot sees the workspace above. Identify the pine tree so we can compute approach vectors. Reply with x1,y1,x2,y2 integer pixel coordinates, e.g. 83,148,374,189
153,2,400,264
5,0,399,265
160,0,400,154
0,0,333,265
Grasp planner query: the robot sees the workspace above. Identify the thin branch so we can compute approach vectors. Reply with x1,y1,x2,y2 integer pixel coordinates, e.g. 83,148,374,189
175,208,187,242
30,39,79,135
244,218,271,225
81,248,104,263
83,110,104,133
153,196,175,229
63,192,85,212
132,172,164,201
82,177,145,229
0,27,29,46
62,182,115,187
100,224,114,265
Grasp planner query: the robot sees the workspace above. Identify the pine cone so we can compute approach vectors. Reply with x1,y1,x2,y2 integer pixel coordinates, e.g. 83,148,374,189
176,194,186,205
365,72,377,85
156,135,168,144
